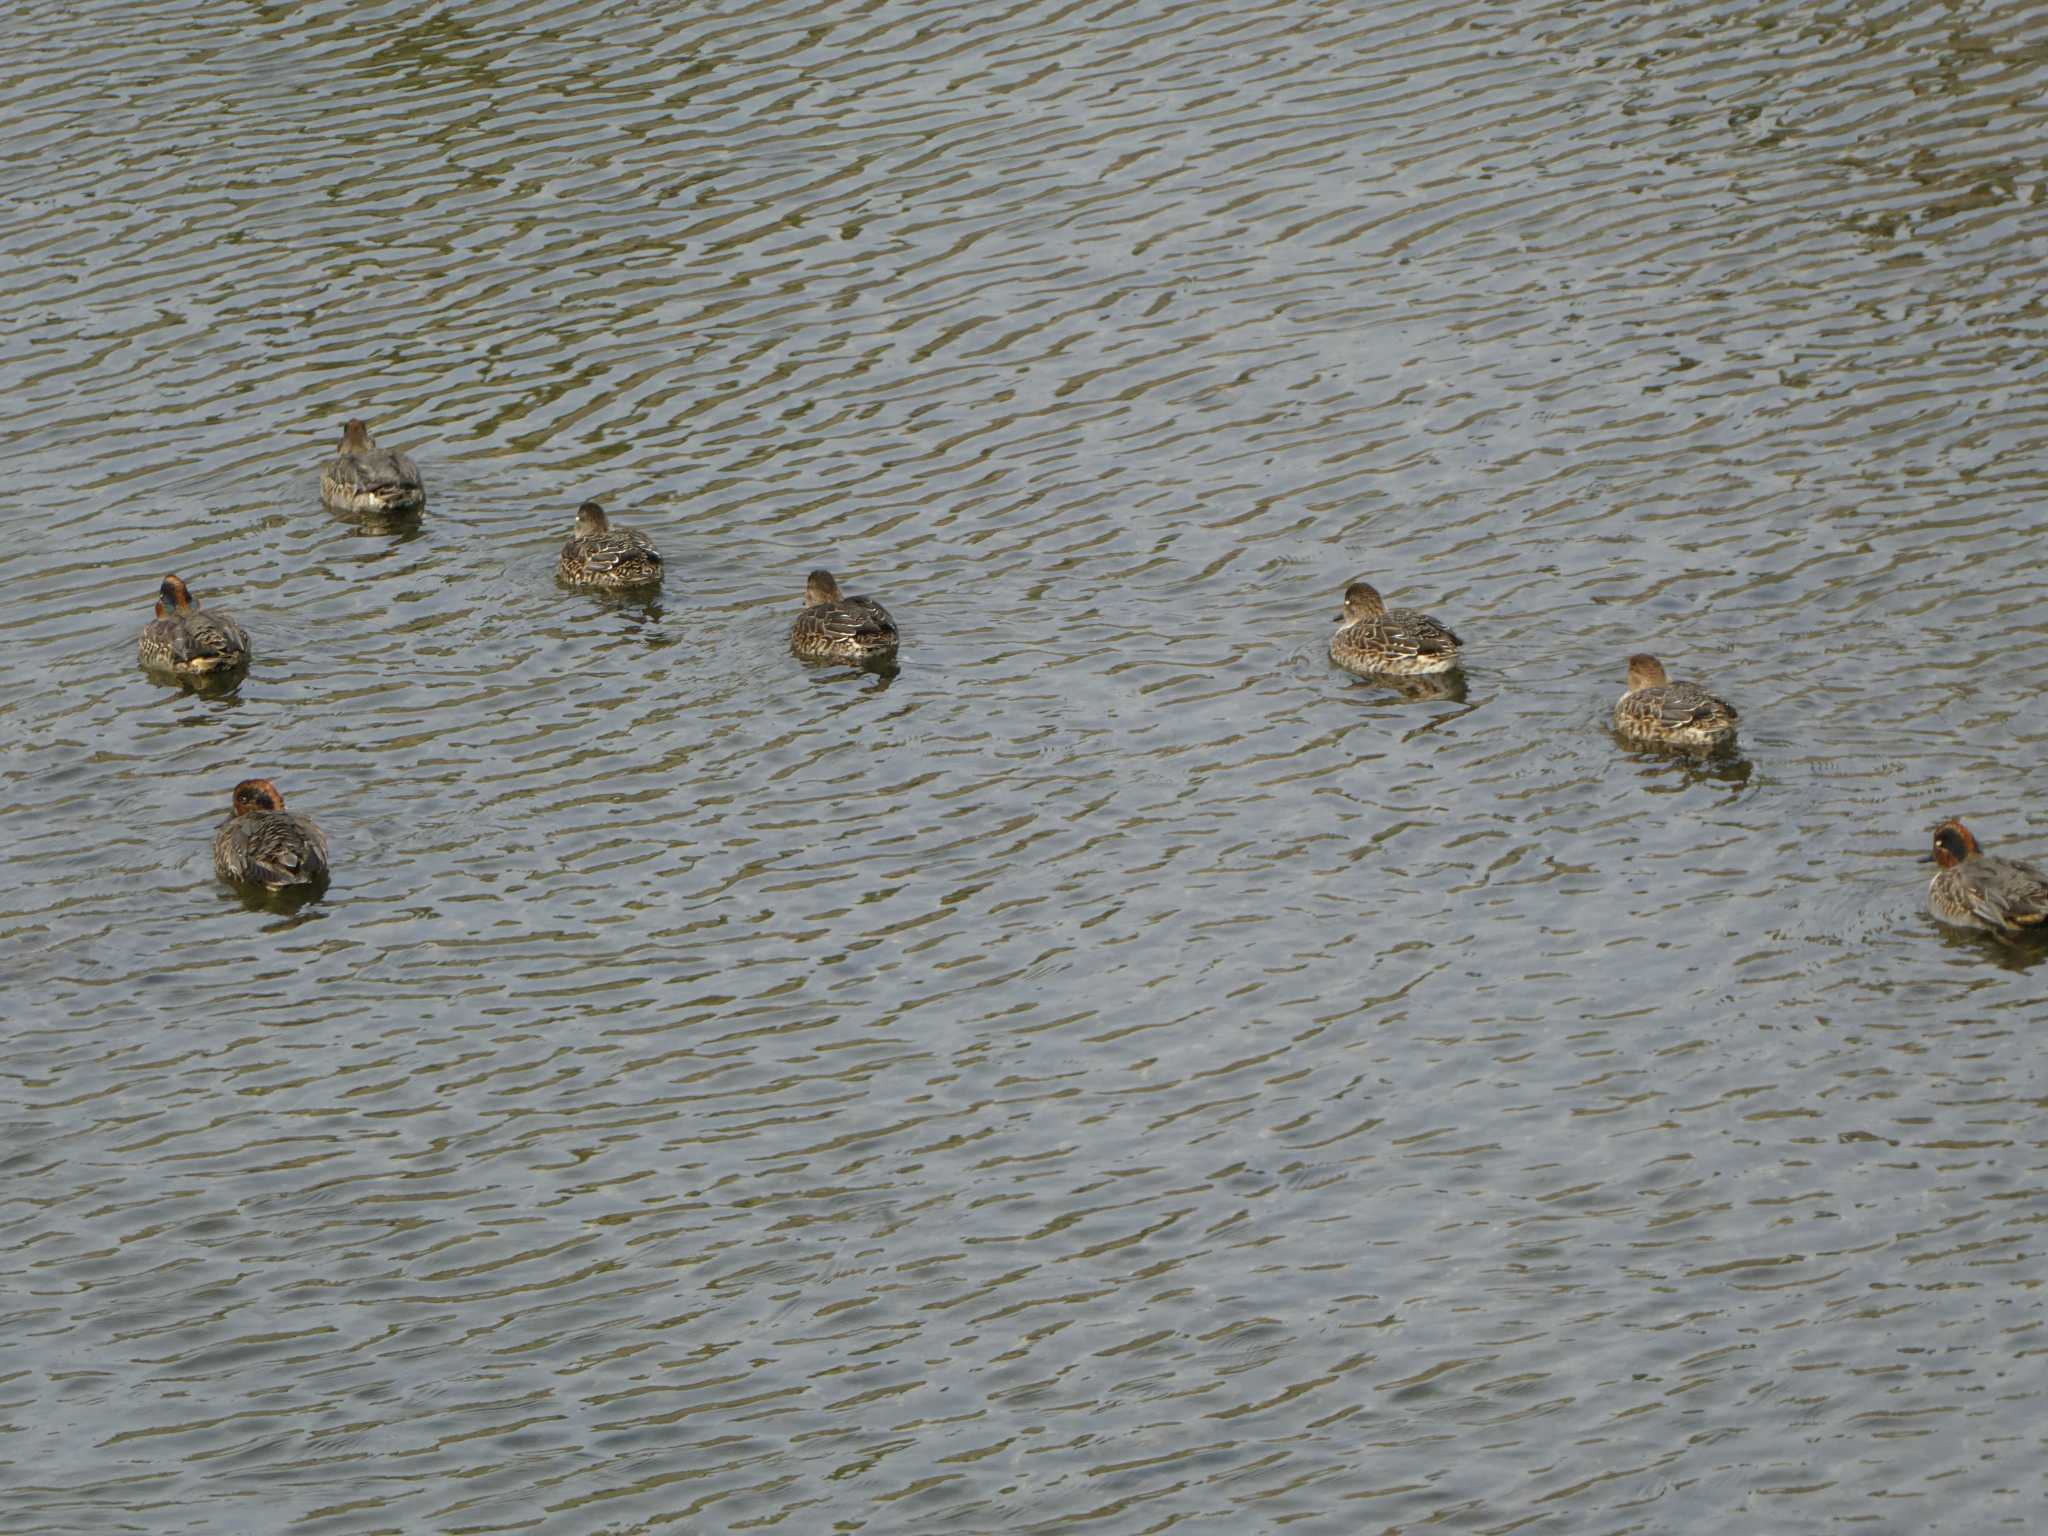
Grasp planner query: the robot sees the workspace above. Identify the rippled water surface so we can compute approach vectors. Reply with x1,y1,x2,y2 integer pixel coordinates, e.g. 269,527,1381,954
5,1,2047,1530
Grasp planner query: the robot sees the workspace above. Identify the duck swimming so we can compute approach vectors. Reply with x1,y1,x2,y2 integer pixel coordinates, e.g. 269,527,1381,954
213,779,329,891
138,575,250,676
1328,580,1461,676
1926,818,2048,937
791,568,898,662
558,501,663,590
1612,653,1738,750
320,419,425,515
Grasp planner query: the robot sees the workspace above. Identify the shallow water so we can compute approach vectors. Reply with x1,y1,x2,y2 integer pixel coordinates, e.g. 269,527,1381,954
3,1,2046,1531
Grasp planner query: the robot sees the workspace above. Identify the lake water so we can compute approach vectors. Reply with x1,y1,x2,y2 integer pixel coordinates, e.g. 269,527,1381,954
3,1,2045,1531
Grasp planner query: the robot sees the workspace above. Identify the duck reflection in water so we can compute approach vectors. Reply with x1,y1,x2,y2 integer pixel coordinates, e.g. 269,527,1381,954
1617,740,1754,795
333,502,427,542
595,592,670,643
806,654,898,693
1348,667,1468,704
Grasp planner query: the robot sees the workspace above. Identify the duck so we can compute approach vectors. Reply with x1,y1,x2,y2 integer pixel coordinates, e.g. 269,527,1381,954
213,778,330,891
1926,818,2048,937
1612,653,1738,749
791,568,898,662
1328,579,1461,676
320,418,425,514
138,575,250,676
557,501,663,590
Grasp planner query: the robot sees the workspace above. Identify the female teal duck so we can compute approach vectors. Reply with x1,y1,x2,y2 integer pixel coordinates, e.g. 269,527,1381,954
213,779,330,891
1613,653,1738,749
558,501,663,590
1927,818,2048,936
320,419,425,514
138,575,250,676
791,569,898,662
1328,579,1461,676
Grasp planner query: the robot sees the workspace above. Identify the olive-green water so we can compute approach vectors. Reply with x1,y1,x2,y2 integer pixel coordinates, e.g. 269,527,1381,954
4,2,2046,1531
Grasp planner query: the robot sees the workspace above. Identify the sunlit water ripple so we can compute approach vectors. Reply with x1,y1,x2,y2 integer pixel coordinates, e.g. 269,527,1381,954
2,0,2045,1531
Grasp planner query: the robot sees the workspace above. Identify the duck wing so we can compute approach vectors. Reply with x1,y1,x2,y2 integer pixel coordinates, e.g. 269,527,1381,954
332,447,423,494
814,597,896,642
246,814,329,887
178,610,249,664
1359,608,1459,662
565,529,661,577
1644,681,1736,728
1972,856,2048,933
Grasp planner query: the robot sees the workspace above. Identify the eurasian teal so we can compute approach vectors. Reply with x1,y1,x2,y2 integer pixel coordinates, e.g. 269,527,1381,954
320,419,425,515
1328,580,1461,677
558,501,663,590
138,575,250,676
213,779,329,891
1613,653,1738,750
791,569,898,662
1926,818,2048,937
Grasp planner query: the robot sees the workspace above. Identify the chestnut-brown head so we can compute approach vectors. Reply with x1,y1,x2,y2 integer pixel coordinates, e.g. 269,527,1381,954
805,569,844,606
574,501,609,535
1625,654,1669,690
159,574,194,612
1341,581,1386,622
230,778,286,817
1930,819,1980,869
339,419,373,454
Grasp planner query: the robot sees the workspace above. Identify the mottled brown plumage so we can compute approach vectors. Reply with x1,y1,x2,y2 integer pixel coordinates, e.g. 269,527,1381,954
791,568,898,662
213,779,330,891
138,575,250,676
1328,580,1461,676
320,418,425,514
558,501,663,590
1613,654,1738,750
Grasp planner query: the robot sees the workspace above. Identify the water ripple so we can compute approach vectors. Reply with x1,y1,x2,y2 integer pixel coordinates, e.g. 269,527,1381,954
3,0,2047,1531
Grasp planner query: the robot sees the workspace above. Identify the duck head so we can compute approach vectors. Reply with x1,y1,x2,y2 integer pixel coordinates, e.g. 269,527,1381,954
1340,580,1386,622
574,501,610,536
805,569,844,606
1929,819,1980,868
230,778,286,817
1625,653,1669,690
